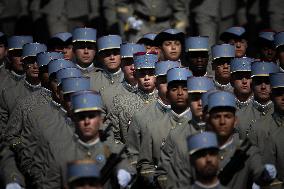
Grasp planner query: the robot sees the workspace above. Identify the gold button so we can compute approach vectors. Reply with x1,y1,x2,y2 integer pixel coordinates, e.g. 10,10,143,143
220,156,224,160
87,152,91,157
145,100,149,104
111,80,114,84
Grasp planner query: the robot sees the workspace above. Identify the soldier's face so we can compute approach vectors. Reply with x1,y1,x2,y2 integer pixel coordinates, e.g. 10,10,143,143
75,111,102,140
135,69,156,93
167,82,189,110
99,49,121,72
74,42,96,67
231,72,252,97
23,57,39,78
188,52,209,74
145,45,160,55
252,77,271,103
122,58,136,82
156,76,168,103
55,45,74,60
209,109,237,138
161,40,182,61
0,43,7,60
192,149,219,179
8,50,23,73
272,88,284,113
189,93,203,119
260,46,276,62
228,39,247,58
212,58,231,80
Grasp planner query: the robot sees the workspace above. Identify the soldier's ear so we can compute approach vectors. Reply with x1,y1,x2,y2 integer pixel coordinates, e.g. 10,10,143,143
233,115,238,128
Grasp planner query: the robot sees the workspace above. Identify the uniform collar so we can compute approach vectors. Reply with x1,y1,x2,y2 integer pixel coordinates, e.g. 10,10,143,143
169,108,192,122
213,79,233,91
103,68,123,81
10,70,25,80
51,99,61,108
41,87,52,95
236,95,253,109
122,80,138,93
190,118,206,131
137,89,157,103
252,99,273,113
75,135,100,147
157,98,171,111
194,181,220,189
76,63,94,72
0,61,4,69
24,79,41,90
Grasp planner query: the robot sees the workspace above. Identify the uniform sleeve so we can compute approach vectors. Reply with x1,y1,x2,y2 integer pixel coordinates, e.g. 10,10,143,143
126,112,142,166
0,143,25,187
0,89,10,129
137,124,155,184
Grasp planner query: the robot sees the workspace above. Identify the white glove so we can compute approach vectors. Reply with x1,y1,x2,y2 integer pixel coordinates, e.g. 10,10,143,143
127,17,143,31
252,183,260,189
265,164,277,179
5,183,22,189
117,169,131,187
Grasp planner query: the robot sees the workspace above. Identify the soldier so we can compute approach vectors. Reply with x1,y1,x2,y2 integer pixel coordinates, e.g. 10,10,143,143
100,43,145,115
257,31,276,62
184,36,210,77
67,160,103,189
230,57,254,110
220,26,248,58
72,27,97,76
157,76,215,188
0,36,33,90
108,52,158,143
137,33,159,53
274,32,284,72
237,61,279,139
48,32,74,60
116,0,188,42
154,29,184,61
0,43,46,126
137,67,192,187
184,132,229,189
207,91,276,189
90,35,123,92
211,44,235,92
44,90,134,188
127,60,180,167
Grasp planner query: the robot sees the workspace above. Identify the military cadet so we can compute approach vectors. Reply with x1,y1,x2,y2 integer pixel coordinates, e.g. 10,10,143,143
230,57,254,110
67,160,103,189
108,52,158,143
48,32,74,60
257,31,276,62
184,36,210,77
137,67,192,187
154,29,184,61
0,35,33,91
274,32,284,72
0,42,47,126
72,27,97,76
220,26,248,58
137,33,159,53
127,60,180,167
157,76,215,188
44,90,134,188
100,43,145,115
90,35,123,92
211,44,235,92
207,91,276,189
237,61,279,139
184,132,229,189
2,53,67,187
116,0,188,42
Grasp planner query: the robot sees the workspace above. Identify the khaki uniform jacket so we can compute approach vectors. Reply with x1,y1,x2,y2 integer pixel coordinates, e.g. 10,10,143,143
126,99,170,165
108,89,157,143
137,109,192,183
